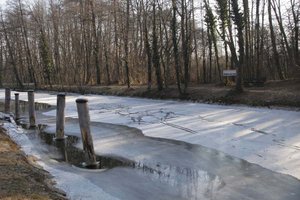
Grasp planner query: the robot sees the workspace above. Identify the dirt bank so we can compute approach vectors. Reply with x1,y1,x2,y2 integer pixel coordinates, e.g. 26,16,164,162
0,127,66,200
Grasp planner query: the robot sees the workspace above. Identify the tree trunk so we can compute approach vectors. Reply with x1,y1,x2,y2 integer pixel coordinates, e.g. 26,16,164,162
152,1,163,91
104,43,111,85
124,0,130,88
90,0,101,85
181,0,189,92
192,0,200,83
231,0,244,93
255,0,261,79
171,0,182,94
268,0,285,79
142,1,152,90
0,39,3,87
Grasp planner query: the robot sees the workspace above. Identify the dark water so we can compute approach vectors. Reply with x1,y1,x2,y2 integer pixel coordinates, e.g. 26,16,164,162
0,99,51,114
37,128,135,169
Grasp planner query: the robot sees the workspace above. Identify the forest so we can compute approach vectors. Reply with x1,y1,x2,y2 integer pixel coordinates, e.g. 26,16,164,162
0,0,299,94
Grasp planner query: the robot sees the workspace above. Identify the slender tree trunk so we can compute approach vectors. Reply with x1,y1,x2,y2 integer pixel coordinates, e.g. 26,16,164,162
231,0,244,92
192,0,200,83
227,0,239,69
268,0,285,79
159,19,168,88
90,0,101,85
259,0,266,78
158,1,171,88
291,0,299,66
243,0,251,79
152,1,163,91
104,43,111,85
124,0,130,88
172,0,182,94
0,39,3,87
255,0,261,79
181,0,189,92
113,0,120,83
142,1,152,90
208,28,213,82
50,0,62,85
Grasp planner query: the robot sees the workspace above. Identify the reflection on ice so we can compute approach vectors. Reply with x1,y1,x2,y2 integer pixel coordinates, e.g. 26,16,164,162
38,130,135,170
134,162,225,200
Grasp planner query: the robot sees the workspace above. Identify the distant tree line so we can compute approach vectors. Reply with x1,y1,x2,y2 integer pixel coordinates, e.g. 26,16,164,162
0,0,299,93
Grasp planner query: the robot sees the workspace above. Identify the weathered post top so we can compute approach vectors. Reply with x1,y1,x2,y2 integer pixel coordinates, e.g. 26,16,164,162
57,93,66,97
76,98,88,104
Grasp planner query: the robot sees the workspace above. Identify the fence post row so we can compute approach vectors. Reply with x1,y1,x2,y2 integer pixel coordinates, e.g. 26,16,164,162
28,90,36,128
14,93,20,120
56,93,66,140
3,90,99,167
76,98,98,167
5,88,11,113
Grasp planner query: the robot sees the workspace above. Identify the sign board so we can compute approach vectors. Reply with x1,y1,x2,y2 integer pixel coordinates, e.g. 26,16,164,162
223,69,237,77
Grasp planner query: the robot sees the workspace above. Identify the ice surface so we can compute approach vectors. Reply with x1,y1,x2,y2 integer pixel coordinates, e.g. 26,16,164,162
1,89,298,178
1,89,300,200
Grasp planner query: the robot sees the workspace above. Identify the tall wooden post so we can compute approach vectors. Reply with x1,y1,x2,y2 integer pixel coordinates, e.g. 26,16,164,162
28,90,36,127
5,88,11,113
56,93,66,140
76,98,97,167
14,93,20,120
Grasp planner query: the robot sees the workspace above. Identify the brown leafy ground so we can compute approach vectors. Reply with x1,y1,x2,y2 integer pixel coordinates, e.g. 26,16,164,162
34,79,300,108
0,127,66,200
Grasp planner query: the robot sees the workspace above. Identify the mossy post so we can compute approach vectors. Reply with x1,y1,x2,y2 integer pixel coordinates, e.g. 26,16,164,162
28,90,36,127
14,93,20,120
56,93,66,140
76,98,97,167
5,88,11,113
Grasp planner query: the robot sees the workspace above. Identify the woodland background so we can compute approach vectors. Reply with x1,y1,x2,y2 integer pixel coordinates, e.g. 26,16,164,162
0,0,299,94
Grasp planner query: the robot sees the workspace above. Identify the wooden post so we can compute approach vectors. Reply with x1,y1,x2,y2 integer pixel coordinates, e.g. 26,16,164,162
55,139,68,162
76,98,97,167
14,93,20,120
28,90,36,127
5,88,11,113
56,93,66,140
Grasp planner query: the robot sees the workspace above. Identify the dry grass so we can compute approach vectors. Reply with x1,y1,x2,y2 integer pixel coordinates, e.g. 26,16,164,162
0,128,66,200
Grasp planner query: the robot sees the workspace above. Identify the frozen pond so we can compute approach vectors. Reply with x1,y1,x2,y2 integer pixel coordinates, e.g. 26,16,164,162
1,96,300,200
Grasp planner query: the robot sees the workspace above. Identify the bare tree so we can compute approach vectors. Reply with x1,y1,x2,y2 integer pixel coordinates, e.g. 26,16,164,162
171,0,182,94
